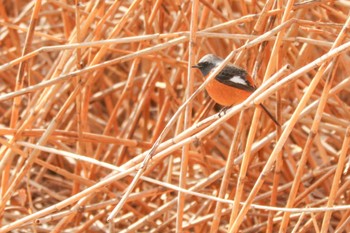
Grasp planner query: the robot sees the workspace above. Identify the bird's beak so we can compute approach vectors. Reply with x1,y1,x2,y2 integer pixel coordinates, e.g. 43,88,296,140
191,65,199,69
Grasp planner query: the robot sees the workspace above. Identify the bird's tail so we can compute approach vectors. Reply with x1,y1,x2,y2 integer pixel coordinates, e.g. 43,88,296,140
259,103,280,127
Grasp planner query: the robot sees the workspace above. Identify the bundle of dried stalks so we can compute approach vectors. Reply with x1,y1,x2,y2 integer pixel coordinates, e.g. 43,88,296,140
1,0,350,232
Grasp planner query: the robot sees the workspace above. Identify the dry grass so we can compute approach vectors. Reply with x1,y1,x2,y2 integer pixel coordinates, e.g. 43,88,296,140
1,0,350,232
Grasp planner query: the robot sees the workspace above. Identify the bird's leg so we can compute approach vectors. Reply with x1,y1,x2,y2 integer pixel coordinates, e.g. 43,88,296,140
218,105,231,117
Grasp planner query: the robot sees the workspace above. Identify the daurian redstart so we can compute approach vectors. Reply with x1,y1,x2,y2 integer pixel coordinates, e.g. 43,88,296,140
192,54,279,126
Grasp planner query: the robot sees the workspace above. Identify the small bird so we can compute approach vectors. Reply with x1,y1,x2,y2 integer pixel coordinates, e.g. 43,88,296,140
192,54,280,126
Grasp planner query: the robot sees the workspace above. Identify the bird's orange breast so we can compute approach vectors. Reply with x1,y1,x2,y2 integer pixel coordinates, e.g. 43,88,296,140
205,78,253,106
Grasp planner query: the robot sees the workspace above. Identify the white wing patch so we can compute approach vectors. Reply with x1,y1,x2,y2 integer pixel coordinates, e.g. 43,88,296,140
229,75,247,85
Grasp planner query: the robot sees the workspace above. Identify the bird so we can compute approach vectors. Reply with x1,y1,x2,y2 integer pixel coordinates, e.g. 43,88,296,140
192,54,280,126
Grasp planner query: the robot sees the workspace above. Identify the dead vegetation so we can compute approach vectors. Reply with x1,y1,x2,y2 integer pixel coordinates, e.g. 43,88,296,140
1,0,350,232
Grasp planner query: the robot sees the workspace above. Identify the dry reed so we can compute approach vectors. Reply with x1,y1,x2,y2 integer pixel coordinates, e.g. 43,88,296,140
1,0,350,232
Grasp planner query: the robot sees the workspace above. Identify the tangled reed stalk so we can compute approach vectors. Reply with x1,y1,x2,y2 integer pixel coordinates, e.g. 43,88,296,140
1,0,350,232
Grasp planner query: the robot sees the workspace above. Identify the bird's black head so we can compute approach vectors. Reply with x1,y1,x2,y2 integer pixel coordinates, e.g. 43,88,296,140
192,54,223,76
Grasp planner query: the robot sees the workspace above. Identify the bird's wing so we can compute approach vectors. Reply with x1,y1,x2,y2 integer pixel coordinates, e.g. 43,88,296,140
214,65,256,92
